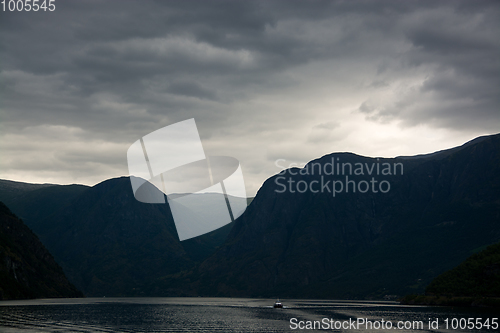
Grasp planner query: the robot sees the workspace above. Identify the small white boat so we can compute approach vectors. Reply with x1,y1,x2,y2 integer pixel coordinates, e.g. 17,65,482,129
273,299,283,308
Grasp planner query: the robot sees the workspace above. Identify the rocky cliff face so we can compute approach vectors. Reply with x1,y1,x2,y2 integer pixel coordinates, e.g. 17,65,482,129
0,202,82,300
194,134,500,298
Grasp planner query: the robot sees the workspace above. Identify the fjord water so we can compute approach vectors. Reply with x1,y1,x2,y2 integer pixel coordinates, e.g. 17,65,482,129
0,298,497,332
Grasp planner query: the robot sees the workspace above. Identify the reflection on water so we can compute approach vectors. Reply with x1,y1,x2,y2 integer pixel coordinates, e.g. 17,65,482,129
0,298,497,332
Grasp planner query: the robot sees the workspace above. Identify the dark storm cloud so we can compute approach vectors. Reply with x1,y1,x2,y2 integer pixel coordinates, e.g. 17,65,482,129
2,1,497,128
0,0,499,190
167,81,218,101
353,1,500,129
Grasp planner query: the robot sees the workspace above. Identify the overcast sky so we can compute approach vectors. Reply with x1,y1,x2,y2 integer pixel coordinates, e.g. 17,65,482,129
1,0,499,196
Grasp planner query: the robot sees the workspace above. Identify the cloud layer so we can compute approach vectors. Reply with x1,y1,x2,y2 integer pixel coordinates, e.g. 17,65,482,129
1,0,499,195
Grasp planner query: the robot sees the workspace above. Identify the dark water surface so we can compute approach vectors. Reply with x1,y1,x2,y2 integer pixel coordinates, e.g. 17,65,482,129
0,298,498,332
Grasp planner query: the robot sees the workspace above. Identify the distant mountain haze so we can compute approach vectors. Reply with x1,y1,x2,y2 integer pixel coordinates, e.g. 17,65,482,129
0,133,498,298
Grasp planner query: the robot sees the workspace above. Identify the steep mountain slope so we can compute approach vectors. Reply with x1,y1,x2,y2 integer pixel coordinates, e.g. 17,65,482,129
0,178,239,296
2,134,498,299
0,202,82,300
22,177,238,296
32,177,193,296
401,241,500,307
426,241,500,298
194,133,500,298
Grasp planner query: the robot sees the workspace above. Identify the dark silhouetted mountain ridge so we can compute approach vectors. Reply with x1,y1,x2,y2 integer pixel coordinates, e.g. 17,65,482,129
191,133,500,298
1,133,499,299
0,202,82,300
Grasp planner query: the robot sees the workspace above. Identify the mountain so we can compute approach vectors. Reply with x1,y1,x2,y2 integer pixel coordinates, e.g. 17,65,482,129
426,241,500,298
191,133,500,298
401,241,500,307
36,177,193,296
1,177,238,296
0,179,89,228
2,133,499,299
0,179,54,200
0,201,82,300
